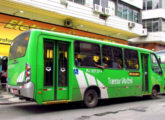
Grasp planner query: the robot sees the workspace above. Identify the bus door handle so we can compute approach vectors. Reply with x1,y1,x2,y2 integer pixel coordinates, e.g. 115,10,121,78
45,67,52,72
60,68,66,72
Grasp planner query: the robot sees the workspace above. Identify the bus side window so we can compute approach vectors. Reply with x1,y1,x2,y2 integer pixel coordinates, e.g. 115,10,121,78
74,41,100,67
124,49,139,70
102,45,123,69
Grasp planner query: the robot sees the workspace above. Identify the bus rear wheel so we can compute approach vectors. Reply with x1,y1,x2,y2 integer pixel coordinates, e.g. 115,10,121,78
151,88,158,99
84,89,98,108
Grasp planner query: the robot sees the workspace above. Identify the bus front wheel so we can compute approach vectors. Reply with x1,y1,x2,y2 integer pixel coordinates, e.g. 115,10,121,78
84,89,99,108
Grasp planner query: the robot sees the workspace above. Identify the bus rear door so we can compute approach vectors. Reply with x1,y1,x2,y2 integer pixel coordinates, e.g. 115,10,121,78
36,38,69,103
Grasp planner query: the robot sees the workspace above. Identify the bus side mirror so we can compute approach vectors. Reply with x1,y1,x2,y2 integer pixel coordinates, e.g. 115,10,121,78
158,57,161,64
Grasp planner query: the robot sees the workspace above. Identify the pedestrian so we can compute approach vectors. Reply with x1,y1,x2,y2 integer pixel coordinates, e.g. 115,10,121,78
1,69,7,91
1,57,8,91
0,59,2,90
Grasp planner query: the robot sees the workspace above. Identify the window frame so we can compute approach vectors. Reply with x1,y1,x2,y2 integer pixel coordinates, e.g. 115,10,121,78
124,49,140,70
74,40,101,68
117,2,140,23
68,0,85,5
102,45,123,69
9,30,30,60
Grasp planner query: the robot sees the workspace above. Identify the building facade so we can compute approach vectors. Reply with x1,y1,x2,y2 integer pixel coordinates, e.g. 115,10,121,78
130,0,165,51
0,0,145,56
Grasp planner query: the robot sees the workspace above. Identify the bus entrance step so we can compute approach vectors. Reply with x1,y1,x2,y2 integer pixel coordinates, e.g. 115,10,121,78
42,100,70,105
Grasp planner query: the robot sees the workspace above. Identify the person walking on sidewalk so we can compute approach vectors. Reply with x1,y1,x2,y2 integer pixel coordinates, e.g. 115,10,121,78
1,57,8,91
1,69,7,91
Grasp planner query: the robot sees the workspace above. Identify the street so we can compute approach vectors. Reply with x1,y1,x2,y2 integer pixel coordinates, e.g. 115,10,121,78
0,95,165,120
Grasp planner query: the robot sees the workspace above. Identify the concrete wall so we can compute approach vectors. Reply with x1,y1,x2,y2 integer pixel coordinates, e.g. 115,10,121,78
143,9,165,20
9,0,146,39
121,0,143,9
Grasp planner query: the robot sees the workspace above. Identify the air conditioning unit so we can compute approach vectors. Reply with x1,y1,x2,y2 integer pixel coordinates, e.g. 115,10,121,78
60,0,68,6
128,22,135,28
64,19,72,27
103,8,111,16
93,4,102,14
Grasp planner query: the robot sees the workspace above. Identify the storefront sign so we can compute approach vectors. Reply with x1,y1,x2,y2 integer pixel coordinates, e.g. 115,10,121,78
0,14,127,56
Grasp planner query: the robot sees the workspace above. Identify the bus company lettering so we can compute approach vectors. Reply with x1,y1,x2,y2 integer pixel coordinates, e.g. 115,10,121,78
5,20,56,31
108,77,133,85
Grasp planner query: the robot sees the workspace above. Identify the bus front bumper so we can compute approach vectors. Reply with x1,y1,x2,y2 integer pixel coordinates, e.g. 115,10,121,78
8,82,34,99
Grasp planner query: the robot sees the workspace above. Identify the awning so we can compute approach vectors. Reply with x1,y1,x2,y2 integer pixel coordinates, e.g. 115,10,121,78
0,44,10,56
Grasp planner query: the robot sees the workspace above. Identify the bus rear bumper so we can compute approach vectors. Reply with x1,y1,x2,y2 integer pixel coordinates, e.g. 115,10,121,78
8,82,34,99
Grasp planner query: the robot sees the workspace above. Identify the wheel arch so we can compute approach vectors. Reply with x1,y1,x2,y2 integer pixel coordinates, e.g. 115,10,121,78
152,84,160,93
83,86,101,99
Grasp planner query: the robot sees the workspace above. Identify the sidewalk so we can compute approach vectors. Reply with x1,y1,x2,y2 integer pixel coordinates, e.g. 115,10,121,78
0,90,28,105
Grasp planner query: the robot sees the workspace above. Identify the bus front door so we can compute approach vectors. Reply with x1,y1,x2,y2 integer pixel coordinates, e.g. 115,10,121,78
37,40,69,102
141,53,149,94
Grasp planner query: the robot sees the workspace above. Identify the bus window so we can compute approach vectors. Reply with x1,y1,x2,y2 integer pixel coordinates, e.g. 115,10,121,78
124,49,139,70
151,54,162,74
44,41,54,86
74,41,101,67
102,45,123,69
9,31,30,60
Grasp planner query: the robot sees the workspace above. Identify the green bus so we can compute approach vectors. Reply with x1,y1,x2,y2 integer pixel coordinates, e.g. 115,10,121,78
8,29,164,107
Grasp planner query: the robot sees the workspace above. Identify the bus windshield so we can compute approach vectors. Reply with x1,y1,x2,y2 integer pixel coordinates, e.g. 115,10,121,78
9,31,30,60
156,51,165,63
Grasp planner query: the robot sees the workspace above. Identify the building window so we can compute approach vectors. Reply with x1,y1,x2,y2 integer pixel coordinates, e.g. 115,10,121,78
93,0,108,8
128,8,133,21
153,0,159,9
146,20,152,32
93,0,100,5
143,19,160,32
153,20,159,32
162,20,165,31
143,0,160,10
133,10,139,23
117,4,123,17
162,0,165,9
68,0,85,5
117,3,140,23
147,0,152,9
123,6,128,19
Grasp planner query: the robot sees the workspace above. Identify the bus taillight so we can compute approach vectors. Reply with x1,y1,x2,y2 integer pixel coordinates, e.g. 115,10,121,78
25,63,31,83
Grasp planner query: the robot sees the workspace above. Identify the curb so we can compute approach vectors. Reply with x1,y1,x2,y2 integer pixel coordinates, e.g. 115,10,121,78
0,101,29,105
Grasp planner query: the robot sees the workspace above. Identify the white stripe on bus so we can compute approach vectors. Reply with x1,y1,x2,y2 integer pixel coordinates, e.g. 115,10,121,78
97,79,108,99
85,73,97,86
17,71,25,83
75,70,88,97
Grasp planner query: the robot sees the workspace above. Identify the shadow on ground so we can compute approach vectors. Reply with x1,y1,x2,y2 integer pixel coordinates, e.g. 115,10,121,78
11,95,163,114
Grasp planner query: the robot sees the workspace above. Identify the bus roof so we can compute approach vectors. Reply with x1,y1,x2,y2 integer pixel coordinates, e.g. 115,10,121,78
31,29,153,53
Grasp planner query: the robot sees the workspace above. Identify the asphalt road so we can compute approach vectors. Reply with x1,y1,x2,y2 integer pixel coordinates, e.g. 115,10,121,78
1,95,165,120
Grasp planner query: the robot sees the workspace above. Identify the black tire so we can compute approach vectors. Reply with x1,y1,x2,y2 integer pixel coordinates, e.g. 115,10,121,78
84,89,99,108
151,88,158,99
